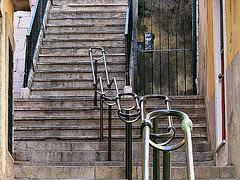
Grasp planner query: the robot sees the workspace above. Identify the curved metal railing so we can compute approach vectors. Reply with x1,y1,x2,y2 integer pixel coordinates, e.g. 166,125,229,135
141,104,195,179
140,94,175,180
89,47,119,161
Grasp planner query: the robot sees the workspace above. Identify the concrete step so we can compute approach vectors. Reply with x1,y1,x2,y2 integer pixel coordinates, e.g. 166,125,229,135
51,4,127,12
38,53,125,62
36,60,125,71
49,10,126,18
32,78,125,88
42,37,125,47
14,165,235,179
40,45,125,55
34,69,124,79
48,16,126,26
45,30,125,39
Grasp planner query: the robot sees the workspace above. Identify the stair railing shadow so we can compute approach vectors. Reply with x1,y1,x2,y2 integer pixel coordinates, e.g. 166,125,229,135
89,47,118,161
140,95,195,180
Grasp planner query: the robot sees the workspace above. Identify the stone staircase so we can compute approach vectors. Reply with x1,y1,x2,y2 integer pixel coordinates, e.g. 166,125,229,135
13,0,236,179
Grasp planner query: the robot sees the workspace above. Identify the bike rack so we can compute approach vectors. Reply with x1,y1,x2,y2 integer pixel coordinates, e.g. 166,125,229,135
116,92,141,180
89,47,118,161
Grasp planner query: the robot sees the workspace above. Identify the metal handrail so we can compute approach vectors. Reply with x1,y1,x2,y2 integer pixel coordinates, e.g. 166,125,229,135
141,109,195,180
116,92,140,180
89,47,119,161
23,0,49,87
140,94,175,180
125,0,133,86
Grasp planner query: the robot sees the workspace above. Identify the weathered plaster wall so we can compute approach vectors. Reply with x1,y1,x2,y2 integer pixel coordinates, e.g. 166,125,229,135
225,1,240,68
225,1,240,178
226,50,240,178
1,4,15,178
198,0,216,149
197,0,207,95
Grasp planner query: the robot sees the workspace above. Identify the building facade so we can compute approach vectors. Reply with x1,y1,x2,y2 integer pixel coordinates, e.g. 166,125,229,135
0,0,29,179
198,0,240,178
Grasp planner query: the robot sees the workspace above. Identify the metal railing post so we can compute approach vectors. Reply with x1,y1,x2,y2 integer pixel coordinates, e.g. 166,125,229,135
100,95,104,141
108,105,112,161
163,151,171,180
153,118,160,180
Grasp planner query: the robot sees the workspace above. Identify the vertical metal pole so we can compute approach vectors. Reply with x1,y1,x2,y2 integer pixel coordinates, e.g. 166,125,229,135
100,95,103,141
142,124,150,180
192,0,197,95
185,126,195,180
163,151,171,180
108,105,112,161
126,111,132,180
94,60,98,106
153,118,160,180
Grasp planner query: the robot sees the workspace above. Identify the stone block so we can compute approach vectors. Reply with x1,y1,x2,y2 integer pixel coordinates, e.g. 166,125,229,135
21,87,30,98
94,166,125,179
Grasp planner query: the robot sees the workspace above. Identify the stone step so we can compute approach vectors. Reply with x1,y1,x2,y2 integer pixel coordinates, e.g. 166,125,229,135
38,53,125,62
42,37,125,47
14,105,205,117
32,78,125,88
44,30,125,39
14,123,206,137
14,114,206,127
14,165,235,179
49,10,126,18
46,23,125,33
14,95,205,107
14,141,212,153
14,149,213,164
51,4,127,11
48,16,126,26
34,69,125,79
14,133,208,142
36,60,125,71
52,0,128,5
40,45,125,55
29,86,123,96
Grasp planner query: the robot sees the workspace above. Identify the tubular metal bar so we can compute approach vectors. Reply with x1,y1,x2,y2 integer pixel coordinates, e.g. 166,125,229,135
126,111,132,180
163,151,171,180
116,92,140,180
108,105,112,161
89,48,119,148
141,109,195,180
100,95,103,142
140,94,174,180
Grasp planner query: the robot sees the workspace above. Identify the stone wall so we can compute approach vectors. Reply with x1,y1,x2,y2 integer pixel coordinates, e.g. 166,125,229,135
13,11,31,98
